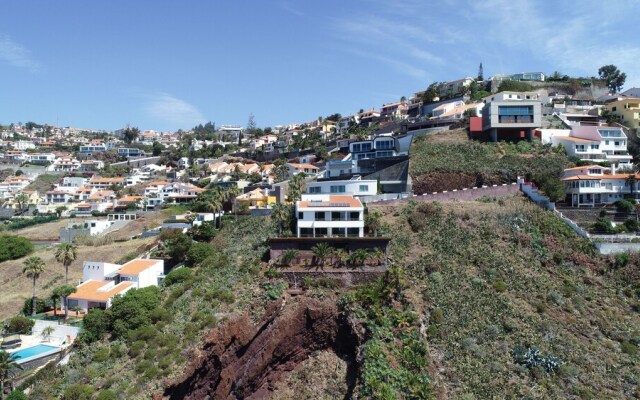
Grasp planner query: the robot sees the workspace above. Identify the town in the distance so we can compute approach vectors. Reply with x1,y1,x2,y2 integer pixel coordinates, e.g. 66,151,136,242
1,64,640,399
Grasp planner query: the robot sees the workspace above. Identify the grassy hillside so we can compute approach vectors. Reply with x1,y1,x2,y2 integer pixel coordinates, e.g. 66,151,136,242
373,197,639,398
410,137,571,193
21,199,640,399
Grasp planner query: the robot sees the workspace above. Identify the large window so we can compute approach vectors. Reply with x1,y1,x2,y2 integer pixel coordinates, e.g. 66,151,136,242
315,212,326,221
330,185,346,193
575,145,586,152
598,129,624,138
359,185,369,192
376,140,394,150
308,186,321,193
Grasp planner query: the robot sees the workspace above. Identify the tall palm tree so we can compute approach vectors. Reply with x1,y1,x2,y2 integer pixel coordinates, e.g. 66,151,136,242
55,243,77,284
23,256,45,316
311,242,333,268
0,351,23,398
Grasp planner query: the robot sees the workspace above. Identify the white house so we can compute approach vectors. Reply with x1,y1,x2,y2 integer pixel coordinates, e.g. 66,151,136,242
306,178,377,197
551,125,633,168
27,153,56,164
11,140,36,150
562,164,640,207
295,194,364,238
67,259,164,312
287,163,320,177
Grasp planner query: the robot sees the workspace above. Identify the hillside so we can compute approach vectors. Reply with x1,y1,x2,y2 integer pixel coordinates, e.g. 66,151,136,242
410,136,571,194
21,197,640,399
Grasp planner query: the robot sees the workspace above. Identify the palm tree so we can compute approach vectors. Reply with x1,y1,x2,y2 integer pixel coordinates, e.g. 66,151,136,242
279,249,299,267
23,256,45,316
0,351,23,398
365,209,382,236
311,242,333,268
333,248,349,268
370,247,386,266
53,285,77,321
13,192,29,211
41,326,55,342
55,243,77,284
349,249,369,268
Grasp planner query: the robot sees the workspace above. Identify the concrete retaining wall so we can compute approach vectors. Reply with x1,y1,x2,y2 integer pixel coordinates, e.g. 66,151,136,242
369,183,520,205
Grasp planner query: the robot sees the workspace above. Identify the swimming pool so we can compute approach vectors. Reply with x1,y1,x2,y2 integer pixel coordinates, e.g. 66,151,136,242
10,344,60,363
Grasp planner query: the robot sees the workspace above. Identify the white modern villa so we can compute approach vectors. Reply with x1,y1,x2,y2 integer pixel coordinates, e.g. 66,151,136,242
562,164,640,207
295,194,364,238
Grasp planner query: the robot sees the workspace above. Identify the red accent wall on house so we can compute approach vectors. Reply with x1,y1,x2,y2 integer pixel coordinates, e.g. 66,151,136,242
470,117,482,134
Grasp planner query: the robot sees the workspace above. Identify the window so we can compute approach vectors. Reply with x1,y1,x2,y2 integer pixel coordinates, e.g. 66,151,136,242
350,211,360,220
315,212,326,221
359,185,369,192
598,129,623,138
330,185,345,193
575,145,586,152
605,141,610,145
332,227,345,236
612,107,617,112
298,212,303,220
590,144,599,150
308,186,321,194
331,212,343,221
347,228,360,237
315,228,328,237
615,141,620,146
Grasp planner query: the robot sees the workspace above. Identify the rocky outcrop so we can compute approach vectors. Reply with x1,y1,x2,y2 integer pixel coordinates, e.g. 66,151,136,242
159,298,362,400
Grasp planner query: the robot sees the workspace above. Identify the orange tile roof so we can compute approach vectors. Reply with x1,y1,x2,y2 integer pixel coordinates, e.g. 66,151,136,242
556,136,598,143
561,175,602,181
68,280,133,302
298,195,362,208
564,165,606,171
289,163,319,170
90,177,125,183
119,195,143,202
118,259,160,275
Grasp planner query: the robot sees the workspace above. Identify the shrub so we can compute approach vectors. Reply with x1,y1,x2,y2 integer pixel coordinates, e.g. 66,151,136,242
6,390,27,400
621,341,638,355
512,345,561,373
128,340,146,358
430,308,444,325
163,268,192,286
264,268,281,278
21,297,48,316
493,279,507,292
92,347,109,363
185,242,215,267
592,217,615,233
80,309,109,343
624,218,639,232
96,390,118,400
0,234,34,261
109,287,161,339
615,199,635,213
6,315,35,334
62,384,95,400
149,307,172,324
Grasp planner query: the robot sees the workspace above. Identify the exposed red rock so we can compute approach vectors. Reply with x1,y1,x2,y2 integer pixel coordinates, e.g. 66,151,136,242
158,298,361,400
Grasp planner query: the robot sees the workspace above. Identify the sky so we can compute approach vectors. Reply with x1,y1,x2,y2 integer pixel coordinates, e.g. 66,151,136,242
1,0,639,132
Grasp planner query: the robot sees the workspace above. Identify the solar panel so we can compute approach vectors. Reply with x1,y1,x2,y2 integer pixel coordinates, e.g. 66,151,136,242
311,202,350,207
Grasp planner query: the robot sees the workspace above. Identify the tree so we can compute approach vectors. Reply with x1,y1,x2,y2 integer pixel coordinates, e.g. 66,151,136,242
55,205,67,217
55,243,77,284
185,242,215,267
53,285,77,321
477,62,484,81
271,203,294,236
272,158,289,182
333,248,349,268
365,209,382,236
420,82,441,103
23,256,45,316
288,173,306,203
122,126,140,144
41,326,55,342
0,351,23,399
311,242,333,267
598,64,626,93
246,114,257,137
152,141,164,156
13,193,29,210
0,235,33,262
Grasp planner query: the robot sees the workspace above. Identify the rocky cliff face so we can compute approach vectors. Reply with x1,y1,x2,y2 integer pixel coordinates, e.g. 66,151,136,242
159,298,362,400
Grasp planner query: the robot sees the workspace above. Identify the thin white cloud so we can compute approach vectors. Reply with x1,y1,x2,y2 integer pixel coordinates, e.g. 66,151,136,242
278,1,304,17
0,34,38,71
145,92,206,129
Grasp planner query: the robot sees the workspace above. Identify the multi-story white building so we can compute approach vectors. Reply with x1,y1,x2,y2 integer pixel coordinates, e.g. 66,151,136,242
551,125,633,168
79,144,107,155
11,140,36,150
562,164,639,207
27,153,56,164
118,147,144,157
295,194,364,238
306,177,377,197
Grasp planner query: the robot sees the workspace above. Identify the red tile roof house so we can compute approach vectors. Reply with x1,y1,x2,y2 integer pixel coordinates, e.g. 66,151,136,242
67,259,164,312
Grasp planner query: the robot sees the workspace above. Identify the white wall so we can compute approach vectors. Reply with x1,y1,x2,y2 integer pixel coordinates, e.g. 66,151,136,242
82,261,121,282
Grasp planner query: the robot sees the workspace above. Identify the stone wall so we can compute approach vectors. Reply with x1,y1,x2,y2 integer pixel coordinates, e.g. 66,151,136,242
279,270,386,287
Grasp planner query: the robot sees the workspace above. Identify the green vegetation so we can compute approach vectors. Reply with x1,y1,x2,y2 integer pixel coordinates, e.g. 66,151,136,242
5,316,34,334
497,80,534,92
26,216,272,398
0,215,59,231
410,138,570,193
0,235,33,262
24,174,60,193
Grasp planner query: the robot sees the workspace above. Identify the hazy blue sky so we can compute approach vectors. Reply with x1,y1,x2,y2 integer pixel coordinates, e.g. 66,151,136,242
1,0,639,131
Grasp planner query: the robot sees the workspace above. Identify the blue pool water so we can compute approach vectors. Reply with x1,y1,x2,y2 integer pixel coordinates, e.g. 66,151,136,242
11,344,59,361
